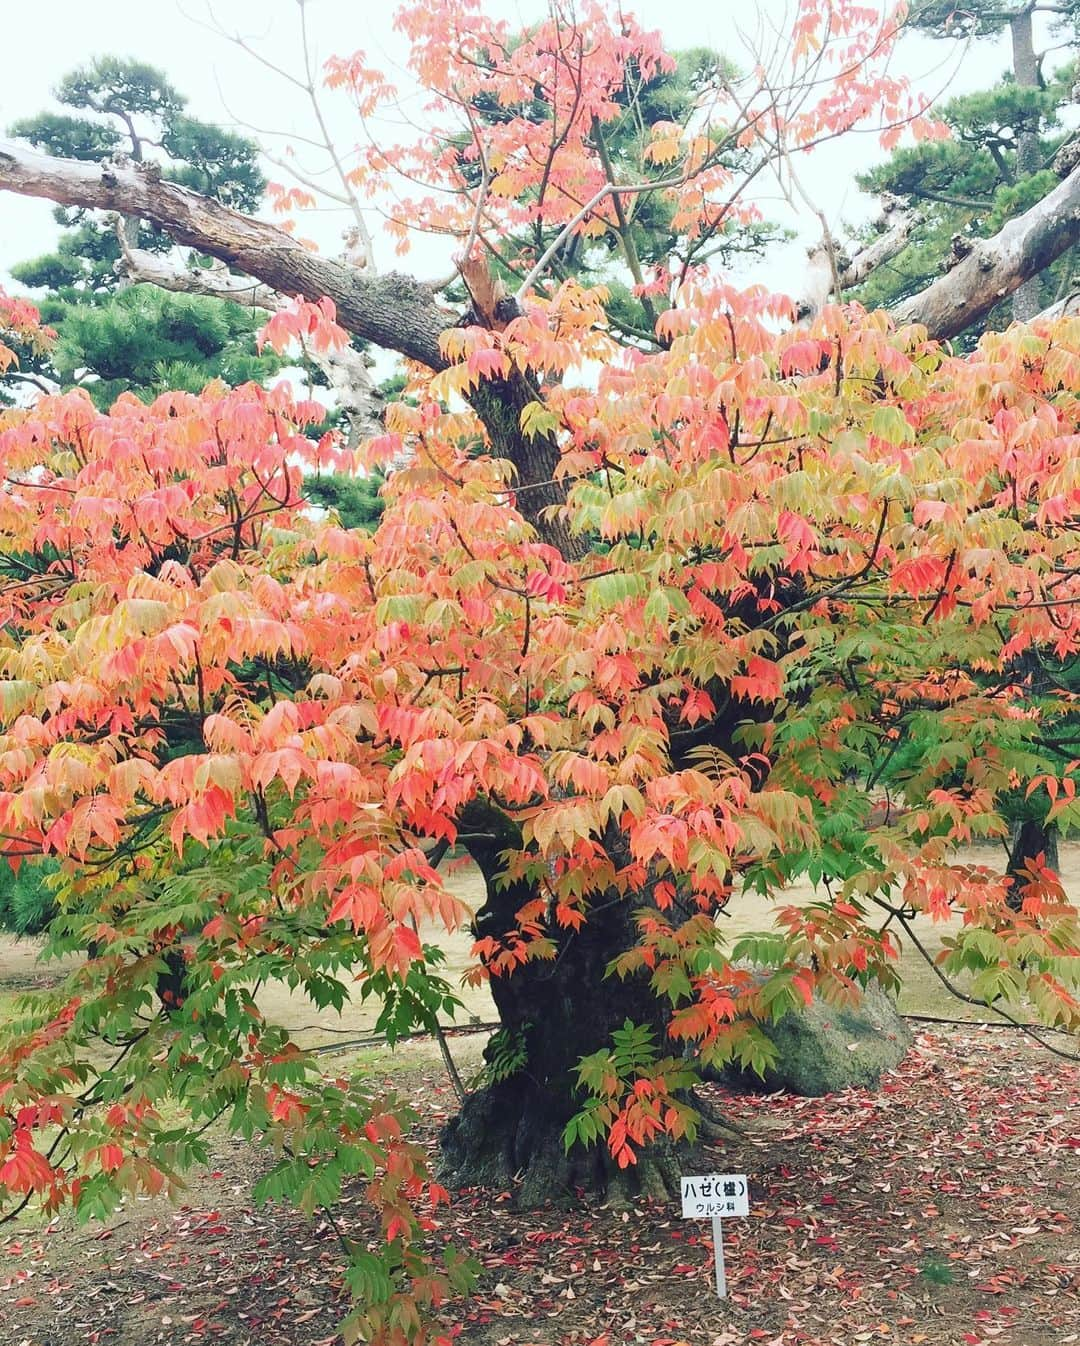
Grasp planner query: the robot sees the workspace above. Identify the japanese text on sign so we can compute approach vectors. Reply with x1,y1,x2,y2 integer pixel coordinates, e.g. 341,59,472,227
680,1173,748,1219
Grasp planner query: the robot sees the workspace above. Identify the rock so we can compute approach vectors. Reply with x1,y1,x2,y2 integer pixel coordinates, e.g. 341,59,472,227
730,984,913,1096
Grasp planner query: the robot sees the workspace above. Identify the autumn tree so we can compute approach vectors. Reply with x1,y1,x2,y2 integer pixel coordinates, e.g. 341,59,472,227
849,0,1080,889
1,4,1080,1342
439,40,784,340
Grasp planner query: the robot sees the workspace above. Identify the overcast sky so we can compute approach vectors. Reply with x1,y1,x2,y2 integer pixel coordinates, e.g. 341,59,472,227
0,0,1024,294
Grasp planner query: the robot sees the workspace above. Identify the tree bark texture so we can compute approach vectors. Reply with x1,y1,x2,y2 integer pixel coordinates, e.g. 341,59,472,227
439,812,686,1204
1009,7,1045,322
894,159,1080,337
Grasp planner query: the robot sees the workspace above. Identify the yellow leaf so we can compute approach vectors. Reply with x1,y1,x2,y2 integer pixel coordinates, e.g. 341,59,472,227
520,400,560,440
645,137,681,165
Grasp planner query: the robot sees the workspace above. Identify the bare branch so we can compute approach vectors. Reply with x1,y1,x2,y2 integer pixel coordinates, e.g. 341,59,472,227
260,149,358,211
196,0,374,266
296,0,374,269
457,94,490,271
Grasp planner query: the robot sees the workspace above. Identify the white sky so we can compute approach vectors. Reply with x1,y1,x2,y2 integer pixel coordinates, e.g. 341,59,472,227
0,0,1025,295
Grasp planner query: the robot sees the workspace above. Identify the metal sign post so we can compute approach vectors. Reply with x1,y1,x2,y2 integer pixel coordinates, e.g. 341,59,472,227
680,1173,749,1300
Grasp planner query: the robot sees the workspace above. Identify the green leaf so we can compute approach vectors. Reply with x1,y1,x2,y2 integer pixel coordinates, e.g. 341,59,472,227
520,400,560,440
870,405,914,445
346,1250,394,1305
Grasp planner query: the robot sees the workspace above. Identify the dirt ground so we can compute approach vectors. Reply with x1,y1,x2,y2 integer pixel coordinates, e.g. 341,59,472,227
0,1026,1077,1346
0,847,1078,1346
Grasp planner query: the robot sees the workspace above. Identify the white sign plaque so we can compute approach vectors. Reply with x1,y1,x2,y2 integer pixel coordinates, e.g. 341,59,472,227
679,1173,749,1299
680,1173,749,1219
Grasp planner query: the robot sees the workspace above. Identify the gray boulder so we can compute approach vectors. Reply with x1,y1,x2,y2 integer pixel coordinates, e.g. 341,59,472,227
730,984,913,1096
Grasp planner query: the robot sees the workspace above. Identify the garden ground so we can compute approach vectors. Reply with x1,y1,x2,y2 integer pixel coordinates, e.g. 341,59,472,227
1,851,1078,1346
1,1026,1076,1346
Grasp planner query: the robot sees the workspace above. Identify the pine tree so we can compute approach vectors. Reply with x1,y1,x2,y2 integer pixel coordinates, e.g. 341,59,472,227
854,2,1078,338
0,859,59,937
5,58,279,406
302,470,387,532
445,46,783,344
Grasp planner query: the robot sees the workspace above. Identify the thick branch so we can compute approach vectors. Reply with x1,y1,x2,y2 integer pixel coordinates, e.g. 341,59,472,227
115,232,384,442
310,345,385,445
115,235,283,310
894,160,1080,338
0,141,450,370
835,202,917,289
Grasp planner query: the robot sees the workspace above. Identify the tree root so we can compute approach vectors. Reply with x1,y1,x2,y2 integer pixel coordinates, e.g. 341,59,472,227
691,1090,751,1141
439,1082,692,1208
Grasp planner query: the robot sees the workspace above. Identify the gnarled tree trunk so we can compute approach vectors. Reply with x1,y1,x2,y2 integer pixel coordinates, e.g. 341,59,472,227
440,811,686,1205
